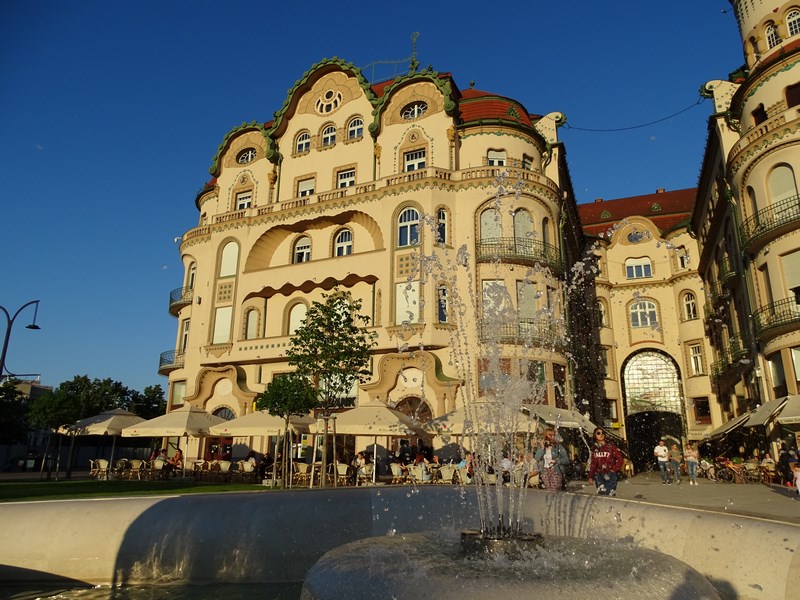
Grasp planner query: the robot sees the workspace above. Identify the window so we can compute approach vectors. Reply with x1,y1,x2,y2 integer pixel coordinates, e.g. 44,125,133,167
678,250,690,269
517,281,537,320
766,22,780,48
541,217,550,246
245,310,259,340
334,229,352,256
437,208,447,244
752,103,767,126
180,319,190,352
480,208,501,241
347,117,363,139
316,90,342,114
689,343,704,375
293,236,311,263
693,398,712,425
296,131,311,153
600,347,611,378
288,303,307,334
398,207,420,247
187,263,196,290
546,286,558,311
401,101,428,120
297,178,315,197
789,10,800,37
236,148,257,164
478,357,512,393
235,191,252,210
625,257,652,279
522,155,533,170
404,148,426,172
786,82,800,109
630,300,658,328
395,280,420,324
212,306,233,344
171,381,186,408
596,300,607,327
768,164,798,203
321,125,336,147
513,209,533,241
683,292,698,320
337,168,355,188
487,150,506,166
219,242,239,277
437,286,448,323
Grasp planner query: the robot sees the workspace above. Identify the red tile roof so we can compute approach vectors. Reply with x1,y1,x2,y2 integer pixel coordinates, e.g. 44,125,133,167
578,188,696,237
459,89,537,127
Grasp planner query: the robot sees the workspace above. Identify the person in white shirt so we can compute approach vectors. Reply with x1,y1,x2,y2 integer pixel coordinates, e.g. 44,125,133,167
654,439,670,484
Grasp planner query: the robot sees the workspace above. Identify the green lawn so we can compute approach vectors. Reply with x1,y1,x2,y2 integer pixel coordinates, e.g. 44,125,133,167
0,479,276,503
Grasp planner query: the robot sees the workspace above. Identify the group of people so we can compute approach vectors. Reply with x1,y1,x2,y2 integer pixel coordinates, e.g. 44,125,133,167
654,439,701,485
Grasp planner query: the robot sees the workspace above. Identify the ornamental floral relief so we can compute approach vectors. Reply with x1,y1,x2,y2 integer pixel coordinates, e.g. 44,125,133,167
296,71,362,116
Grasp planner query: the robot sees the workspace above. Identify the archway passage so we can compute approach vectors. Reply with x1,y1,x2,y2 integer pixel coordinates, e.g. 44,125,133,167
622,351,684,473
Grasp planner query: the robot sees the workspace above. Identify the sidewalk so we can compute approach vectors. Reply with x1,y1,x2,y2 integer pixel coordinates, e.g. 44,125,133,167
571,471,800,525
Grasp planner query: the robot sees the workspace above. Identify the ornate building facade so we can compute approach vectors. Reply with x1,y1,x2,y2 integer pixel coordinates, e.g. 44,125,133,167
161,59,589,460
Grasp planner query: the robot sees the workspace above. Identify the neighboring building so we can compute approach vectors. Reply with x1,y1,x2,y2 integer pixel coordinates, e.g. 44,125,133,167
578,189,720,470
692,0,800,457
162,58,588,461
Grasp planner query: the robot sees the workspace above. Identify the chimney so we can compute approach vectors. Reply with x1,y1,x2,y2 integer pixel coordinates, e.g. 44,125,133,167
656,188,665,193
594,198,603,203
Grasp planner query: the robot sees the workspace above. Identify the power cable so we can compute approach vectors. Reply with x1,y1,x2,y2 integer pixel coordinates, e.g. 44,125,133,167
562,97,708,133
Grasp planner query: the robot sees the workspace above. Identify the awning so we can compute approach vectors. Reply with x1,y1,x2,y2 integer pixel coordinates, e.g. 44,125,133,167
703,413,750,440
776,395,800,425
524,404,597,436
743,397,788,427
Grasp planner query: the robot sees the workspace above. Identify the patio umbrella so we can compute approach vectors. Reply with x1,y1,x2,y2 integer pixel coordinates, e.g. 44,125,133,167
121,404,226,477
424,403,534,437
59,408,145,466
523,404,598,436
318,402,419,484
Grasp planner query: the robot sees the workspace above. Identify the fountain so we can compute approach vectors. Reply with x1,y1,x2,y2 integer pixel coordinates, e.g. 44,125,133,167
300,176,722,599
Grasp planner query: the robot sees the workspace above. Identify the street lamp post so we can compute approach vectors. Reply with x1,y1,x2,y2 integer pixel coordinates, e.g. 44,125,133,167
0,300,42,380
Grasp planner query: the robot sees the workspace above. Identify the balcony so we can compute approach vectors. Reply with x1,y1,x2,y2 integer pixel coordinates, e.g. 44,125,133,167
168,287,193,317
710,334,750,387
739,195,800,254
475,237,563,274
158,350,185,376
479,318,566,350
753,297,800,344
718,256,738,288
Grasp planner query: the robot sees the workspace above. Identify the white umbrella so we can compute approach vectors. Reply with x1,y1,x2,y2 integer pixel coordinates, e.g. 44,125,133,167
59,408,145,467
523,404,598,436
424,403,533,437
208,411,314,436
318,402,419,484
122,404,226,478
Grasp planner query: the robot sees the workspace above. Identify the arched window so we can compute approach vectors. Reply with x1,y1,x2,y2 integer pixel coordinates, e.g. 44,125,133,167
398,208,419,247
480,208,501,241
625,257,652,279
788,9,800,37
321,125,336,147
437,208,448,244
596,300,607,327
288,303,307,335
768,164,798,204
541,217,550,246
766,22,780,48
334,229,353,256
747,186,759,225
245,309,259,340
623,351,682,414
219,242,239,277
630,300,658,328
347,117,363,139
513,209,533,241
213,407,236,420
293,236,311,263
437,286,448,323
295,131,311,153
682,292,698,321
187,262,196,289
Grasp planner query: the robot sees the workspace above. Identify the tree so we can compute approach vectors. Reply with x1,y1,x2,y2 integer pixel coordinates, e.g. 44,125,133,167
0,379,28,444
255,373,318,487
28,375,132,429
286,289,377,485
127,385,166,420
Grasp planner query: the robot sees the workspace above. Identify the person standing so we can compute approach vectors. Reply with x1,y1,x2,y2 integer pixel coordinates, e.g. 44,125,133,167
684,442,700,485
654,439,670,484
669,443,683,485
534,428,570,491
588,428,624,496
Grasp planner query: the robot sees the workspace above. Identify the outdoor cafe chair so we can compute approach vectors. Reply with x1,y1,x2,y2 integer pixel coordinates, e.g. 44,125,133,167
127,459,145,480
408,464,431,484
357,463,374,485
335,463,352,486
150,459,168,480
95,458,110,480
216,460,232,482
389,462,407,484
437,464,457,484
293,461,311,486
112,458,128,479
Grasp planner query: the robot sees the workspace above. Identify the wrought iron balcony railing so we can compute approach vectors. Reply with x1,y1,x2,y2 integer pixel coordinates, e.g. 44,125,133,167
479,318,566,349
475,237,563,274
168,287,193,317
740,194,800,253
158,350,185,376
718,256,737,287
753,297,800,343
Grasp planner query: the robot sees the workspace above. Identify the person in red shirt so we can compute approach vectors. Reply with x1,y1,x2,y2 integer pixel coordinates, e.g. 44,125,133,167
587,428,624,497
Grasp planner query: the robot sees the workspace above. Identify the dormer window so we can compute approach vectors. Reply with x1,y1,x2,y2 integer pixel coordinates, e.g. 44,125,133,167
401,101,428,120
316,90,342,114
236,148,257,164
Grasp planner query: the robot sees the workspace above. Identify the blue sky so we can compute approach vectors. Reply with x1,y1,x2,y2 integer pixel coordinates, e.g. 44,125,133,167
0,1,742,393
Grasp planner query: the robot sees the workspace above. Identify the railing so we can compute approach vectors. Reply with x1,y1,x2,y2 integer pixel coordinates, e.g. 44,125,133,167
475,237,562,273
460,165,559,193
710,334,750,383
168,287,193,317
728,112,786,161
739,195,800,252
479,318,566,349
158,350,185,375
753,297,800,342
718,256,737,287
